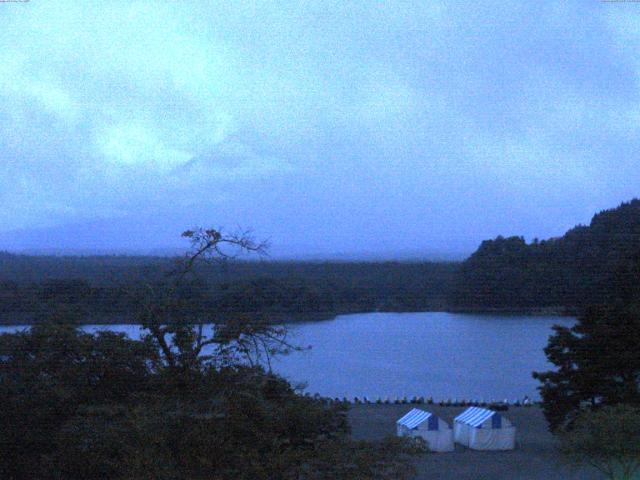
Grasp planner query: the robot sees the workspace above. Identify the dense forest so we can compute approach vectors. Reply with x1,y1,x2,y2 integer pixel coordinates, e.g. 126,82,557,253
450,199,640,314
1,199,638,324
0,256,458,324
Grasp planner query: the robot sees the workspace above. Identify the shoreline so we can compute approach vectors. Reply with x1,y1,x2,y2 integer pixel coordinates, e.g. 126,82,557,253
0,307,576,326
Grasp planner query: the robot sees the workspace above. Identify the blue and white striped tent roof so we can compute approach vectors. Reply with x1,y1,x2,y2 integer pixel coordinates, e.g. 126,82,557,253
454,407,503,428
397,408,435,429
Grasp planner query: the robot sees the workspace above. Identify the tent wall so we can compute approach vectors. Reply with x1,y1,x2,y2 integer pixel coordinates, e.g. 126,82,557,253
469,426,516,450
417,427,454,452
454,422,470,447
454,407,516,451
414,420,454,452
396,410,454,452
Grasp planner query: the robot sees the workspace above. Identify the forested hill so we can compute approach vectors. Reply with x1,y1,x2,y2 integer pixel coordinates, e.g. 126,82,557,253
450,199,640,314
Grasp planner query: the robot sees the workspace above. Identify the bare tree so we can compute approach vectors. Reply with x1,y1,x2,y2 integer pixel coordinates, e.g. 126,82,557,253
136,227,301,372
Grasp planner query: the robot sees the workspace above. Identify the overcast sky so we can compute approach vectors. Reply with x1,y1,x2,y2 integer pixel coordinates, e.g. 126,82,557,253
1,1,639,258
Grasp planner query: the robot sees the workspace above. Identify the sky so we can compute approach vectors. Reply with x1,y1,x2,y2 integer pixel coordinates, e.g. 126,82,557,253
1,1,639,258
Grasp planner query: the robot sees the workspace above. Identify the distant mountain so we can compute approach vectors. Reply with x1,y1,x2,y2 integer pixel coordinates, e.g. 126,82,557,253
450,199,640,313
0,217,187,255
0,218,468,261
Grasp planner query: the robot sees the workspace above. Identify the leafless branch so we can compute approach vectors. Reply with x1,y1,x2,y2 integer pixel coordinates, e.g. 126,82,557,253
134,226,297,373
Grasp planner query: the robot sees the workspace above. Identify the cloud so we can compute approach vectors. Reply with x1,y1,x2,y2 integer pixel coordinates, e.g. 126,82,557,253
1,0,640,254
95,121,193,172
177,142,294,181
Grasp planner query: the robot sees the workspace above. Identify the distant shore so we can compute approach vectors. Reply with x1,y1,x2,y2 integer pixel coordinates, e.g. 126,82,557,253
0,307,577,326
447,306,577,317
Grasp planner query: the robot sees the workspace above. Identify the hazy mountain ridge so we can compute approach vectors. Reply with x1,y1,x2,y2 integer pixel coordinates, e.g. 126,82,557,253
0,221,468,261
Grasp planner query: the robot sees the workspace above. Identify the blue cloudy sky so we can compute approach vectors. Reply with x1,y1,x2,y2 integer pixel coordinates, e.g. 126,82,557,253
1,1,639,257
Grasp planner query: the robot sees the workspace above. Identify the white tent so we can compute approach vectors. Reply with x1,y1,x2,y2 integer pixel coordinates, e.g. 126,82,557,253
454,407,515,450
396,408,454,452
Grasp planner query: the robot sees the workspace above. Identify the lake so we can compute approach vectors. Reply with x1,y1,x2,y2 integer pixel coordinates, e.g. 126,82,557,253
0,312,574,401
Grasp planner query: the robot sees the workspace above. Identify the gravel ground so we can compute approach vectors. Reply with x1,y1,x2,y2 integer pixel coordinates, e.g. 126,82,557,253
348,404,604,480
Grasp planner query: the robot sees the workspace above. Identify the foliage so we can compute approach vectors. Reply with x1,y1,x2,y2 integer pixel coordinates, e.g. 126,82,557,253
293,436,427,480
0,228,425,479
560,404,640,480
49,368,349,480
533,306,640,431
0,321,424,479
451,199,640,313
0,318,155,479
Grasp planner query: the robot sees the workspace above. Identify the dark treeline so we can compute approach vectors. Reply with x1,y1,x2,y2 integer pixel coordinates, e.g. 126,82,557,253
451,199,640,314
0,256,459,324
2,198,639,324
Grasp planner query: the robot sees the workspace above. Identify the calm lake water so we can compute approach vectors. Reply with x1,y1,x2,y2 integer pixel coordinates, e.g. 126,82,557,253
0,312,574,401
